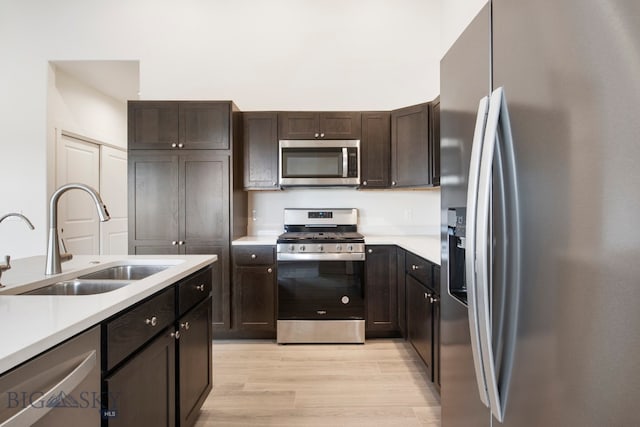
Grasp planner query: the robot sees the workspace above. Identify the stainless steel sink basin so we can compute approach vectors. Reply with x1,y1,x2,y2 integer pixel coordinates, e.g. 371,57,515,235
23,279,132,296
77,265,171,281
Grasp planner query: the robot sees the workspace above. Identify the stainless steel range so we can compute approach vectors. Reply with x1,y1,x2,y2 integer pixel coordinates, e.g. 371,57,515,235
276,208,365,344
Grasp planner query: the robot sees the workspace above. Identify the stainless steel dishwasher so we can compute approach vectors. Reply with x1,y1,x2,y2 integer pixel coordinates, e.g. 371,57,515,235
0,326,101,427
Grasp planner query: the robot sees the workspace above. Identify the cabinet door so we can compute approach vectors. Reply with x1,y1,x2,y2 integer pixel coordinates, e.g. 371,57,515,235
128,151,180,254
407,275,433,380
185,244,230,331
433,265,441,391
233,265,276,331
178,298,212,427
396,248,407,338
319,112,361,139
391,103,430,187
179,102,230,150
106,330,176,427
278,112,319,139
180,152,230,245
243,112,279,189
365,245,398,334
360,112,390,188
128,101,179,150
430,98,441,186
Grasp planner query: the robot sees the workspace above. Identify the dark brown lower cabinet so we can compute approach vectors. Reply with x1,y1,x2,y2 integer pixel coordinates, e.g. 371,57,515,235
106,328,176,427
104,267,213,426
230,246,276,338
365,245,399,336
178,298,213,427
396,248,407,338
406,275,434,381
433,267,441,391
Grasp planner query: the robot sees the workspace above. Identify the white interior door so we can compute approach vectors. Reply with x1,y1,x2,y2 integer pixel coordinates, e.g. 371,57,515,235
56,134,100,255
100,146,128,254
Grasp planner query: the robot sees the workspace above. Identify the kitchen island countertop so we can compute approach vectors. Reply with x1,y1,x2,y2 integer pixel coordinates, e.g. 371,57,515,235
0,254,216,375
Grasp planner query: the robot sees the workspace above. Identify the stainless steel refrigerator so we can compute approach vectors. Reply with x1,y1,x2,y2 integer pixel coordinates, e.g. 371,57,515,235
440,1,640,426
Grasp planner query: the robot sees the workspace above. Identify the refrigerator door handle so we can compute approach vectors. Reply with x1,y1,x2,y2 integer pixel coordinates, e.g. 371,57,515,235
476,87,521,423
464,96,491,408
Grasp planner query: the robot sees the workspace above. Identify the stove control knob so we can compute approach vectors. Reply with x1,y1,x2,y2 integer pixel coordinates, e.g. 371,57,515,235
289,245,295,252
336,244,342,251
318,245,324,251
300,245,306,252
347,245,353,252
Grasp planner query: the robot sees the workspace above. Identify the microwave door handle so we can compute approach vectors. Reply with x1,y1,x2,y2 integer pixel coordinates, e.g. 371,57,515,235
342,147,348,178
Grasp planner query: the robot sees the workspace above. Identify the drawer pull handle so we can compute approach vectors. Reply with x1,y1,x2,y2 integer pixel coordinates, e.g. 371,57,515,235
170,330,181,340
412,264,420,270
196,284,205,292
181,321,190,330
267,267,273,273
145,316,158,327
251,254,257,259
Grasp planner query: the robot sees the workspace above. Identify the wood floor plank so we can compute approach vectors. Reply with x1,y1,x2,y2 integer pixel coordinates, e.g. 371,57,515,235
195,338,441,426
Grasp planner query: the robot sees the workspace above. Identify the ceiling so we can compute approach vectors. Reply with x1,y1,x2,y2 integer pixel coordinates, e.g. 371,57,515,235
52,60,139,103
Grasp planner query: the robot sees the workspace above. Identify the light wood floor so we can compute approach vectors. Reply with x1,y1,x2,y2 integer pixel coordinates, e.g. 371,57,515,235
195,339,441,426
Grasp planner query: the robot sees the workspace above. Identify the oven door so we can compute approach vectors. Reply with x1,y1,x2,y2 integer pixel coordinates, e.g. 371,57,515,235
277,260,364,320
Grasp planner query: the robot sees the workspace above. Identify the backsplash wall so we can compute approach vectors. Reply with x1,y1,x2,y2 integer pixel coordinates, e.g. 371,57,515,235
248,188,440,236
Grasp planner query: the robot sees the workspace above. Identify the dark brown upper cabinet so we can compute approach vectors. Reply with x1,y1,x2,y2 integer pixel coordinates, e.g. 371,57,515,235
430,97,441,187
242,112,279,190
391,103,431,187
360,112,391,188
278,112,361,139
129,101,230,150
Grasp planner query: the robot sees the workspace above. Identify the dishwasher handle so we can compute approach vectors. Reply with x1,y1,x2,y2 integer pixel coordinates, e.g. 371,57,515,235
0,350,97,427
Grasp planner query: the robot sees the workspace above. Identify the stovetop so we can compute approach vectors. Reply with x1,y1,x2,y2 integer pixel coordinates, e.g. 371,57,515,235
277,231,364,243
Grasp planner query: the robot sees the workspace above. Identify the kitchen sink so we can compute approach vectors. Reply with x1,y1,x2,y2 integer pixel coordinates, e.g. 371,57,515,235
77,265,171,281
23,279,133,296
21,264,174,296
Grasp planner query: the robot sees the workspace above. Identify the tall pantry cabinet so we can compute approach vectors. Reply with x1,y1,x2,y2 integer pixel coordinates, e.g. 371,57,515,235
128,101,247,333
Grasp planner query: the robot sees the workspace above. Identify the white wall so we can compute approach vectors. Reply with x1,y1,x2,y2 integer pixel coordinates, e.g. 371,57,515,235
440,0,488,58
0,0,441,258
49,66,128,150
249,189,440,236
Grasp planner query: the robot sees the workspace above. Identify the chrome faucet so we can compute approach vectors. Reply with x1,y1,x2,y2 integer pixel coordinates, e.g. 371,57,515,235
0,212,35,287
45,183,110,275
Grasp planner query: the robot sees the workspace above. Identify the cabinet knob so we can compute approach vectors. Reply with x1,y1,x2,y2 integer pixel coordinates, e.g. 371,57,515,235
411,264,420,270
314,133,319,138
431,296,439,303
178,241,185,245
251,254,257,259
424,292,432,299
273,182,278,186
170,330,181,340
392,181,397,186
172,241,178,245
367,249,373,254
171,143,177,148
196,284,205,292
181,321,190,330
363,181,368,186
320,132,325,138
177,143,184,148
267,267,273,273
145,316,158,327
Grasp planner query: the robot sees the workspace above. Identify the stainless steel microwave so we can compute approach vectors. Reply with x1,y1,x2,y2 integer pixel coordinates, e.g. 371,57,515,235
278,139,360,187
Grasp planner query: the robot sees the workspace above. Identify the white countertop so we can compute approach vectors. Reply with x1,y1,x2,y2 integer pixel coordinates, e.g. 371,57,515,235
0,254,216,375
232,234,441,265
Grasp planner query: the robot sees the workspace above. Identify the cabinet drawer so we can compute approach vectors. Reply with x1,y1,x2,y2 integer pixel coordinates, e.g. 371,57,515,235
106,287,175,370
178,267,212,317
406,252,433,288
233,246,275,265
